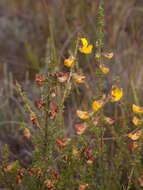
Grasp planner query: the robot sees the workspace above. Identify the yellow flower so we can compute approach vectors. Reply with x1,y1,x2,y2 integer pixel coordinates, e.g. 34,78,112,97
95,52,114,59
99,64,110,74
72,73,86,83
103,52,114,59
95,53,101,59
111,87,123,101
92,100,103,112
76,110,92,120
132,104,143,114
128,130,142,140
79,38,93,54
132,116,141,126
64,56,75,67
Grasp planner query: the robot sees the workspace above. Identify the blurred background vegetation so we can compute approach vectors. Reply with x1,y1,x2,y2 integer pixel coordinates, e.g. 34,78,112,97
0,0,143,167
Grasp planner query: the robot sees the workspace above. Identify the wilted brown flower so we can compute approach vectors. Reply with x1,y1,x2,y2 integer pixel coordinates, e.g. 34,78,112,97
75,122,88,135
56,72,69,83
35,99,45,109
56,138,71,146
28,168,38,176
24,128,31,140
35,74,46,88
45,179,55,188
50,168,59,180
49,101,59,119
84,148,96,164
16,175,22,186
30,112,37,124
79,183,88,190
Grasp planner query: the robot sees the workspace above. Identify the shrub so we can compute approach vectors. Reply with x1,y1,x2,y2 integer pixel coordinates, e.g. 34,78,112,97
1,6,143,190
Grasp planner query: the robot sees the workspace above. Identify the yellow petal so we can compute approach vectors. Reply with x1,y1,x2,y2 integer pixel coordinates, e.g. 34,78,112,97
72,73,86,83
79,38,93,54
80,45,93,54
103,52,114,59
64,56,75,67
132,104,143,114
92,100,103,112
128,130,142,140
111,87,123,101
76,110,92,120
81,38,88,47
132,116,141,126
99,64,110,74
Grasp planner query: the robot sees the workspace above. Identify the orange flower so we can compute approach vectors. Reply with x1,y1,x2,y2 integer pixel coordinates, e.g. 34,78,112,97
56,138,71,146
76,110,92,120
75,122,88,135
99,64,110,74
79,38,93,54
128,130,142,140
64,56,75,67
132,104,143,114
72,73,86,83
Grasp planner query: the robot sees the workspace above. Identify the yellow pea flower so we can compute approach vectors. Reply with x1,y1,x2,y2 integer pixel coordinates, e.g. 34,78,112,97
72,73,86,83
132,116,141,126
103,52,114,59
95,53,101,59
79,38,93,54
111,87,123,101
95,52,114,59
92,100,103,112
128,130,142,140
132,104,143,114
76,110,92,120
99,64,110,74
64,56,75,67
